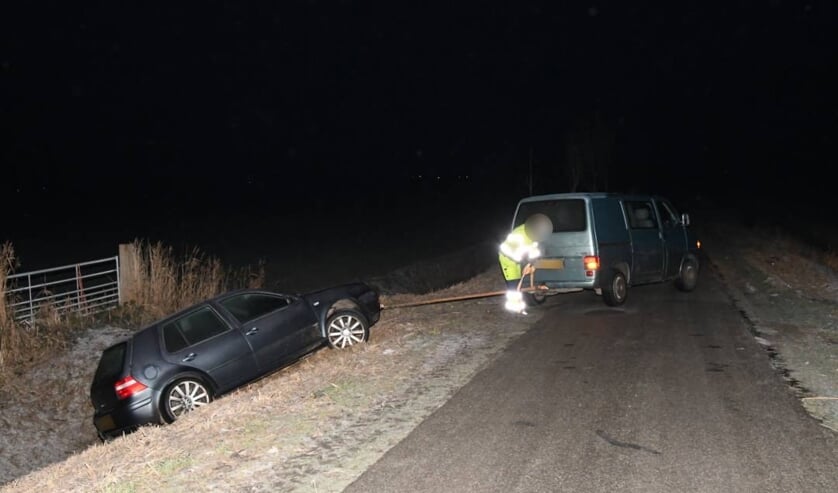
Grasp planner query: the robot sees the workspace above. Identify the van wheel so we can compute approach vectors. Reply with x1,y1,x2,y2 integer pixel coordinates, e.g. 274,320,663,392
676,259,699,292
525,292,547,306
602,269,628,306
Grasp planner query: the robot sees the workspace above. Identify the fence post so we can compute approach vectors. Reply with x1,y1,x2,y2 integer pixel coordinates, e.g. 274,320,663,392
118,244,139,305
27,273,34,323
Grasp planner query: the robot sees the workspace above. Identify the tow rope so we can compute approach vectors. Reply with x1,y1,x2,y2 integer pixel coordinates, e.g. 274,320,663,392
381,286,547,310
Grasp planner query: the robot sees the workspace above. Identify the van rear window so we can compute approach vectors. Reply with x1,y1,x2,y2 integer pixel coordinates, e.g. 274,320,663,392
515,199,587,232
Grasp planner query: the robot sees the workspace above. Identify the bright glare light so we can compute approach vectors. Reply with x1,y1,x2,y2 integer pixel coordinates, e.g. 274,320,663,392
504,290,526,313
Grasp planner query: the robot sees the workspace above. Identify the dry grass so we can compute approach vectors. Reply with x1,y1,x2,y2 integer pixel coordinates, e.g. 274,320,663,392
115,240,265,323
0,244,84,383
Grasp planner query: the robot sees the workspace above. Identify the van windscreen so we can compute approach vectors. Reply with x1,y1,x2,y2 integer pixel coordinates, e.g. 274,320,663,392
515,199,587,232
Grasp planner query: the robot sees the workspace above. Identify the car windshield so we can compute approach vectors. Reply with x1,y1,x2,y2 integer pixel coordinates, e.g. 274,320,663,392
515,199,587,232
93,342,127,384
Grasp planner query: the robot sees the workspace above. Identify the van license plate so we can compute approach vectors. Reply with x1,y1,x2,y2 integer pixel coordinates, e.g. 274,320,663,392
534,258,564,269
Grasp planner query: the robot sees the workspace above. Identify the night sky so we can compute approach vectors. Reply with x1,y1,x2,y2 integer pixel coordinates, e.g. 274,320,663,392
2,1,837,263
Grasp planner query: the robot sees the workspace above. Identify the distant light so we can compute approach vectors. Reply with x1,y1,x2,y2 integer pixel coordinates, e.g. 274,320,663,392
436,176,441,180
588,6,599,16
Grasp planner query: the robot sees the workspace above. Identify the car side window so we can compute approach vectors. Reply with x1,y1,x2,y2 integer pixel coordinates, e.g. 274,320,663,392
220,293,290,323
162,307,229,352
625,201,659,230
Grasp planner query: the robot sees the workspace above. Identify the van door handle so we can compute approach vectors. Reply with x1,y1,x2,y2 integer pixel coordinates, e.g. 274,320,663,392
246,327,259,336
182,353,196,362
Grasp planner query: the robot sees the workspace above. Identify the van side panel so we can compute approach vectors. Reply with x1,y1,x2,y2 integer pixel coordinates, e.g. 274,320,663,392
592,198,632,284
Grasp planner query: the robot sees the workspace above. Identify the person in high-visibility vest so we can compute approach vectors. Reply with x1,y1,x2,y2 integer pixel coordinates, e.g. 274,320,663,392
499,213,553,312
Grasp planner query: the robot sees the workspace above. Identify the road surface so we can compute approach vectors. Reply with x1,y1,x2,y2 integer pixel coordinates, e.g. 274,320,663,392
346,273,838,492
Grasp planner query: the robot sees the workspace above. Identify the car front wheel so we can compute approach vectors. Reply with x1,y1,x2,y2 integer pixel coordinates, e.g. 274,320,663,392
326,309,370,349
602,269,628,306
162,378,213,423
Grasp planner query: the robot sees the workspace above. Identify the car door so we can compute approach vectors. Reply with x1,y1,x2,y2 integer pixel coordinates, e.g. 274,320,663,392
656,199,687,280
624,200,665,283
218,292,319,371
160,305,258,393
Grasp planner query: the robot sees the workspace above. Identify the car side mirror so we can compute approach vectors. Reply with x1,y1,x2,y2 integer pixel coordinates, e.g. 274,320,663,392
681,213,691,226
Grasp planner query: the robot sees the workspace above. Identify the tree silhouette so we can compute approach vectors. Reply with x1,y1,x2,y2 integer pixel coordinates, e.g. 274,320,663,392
564,111,616,192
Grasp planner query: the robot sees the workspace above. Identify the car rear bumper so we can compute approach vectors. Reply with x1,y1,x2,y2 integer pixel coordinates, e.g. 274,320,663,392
93,393,160,438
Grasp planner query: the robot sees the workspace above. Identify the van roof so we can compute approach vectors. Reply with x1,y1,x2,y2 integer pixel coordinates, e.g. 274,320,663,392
518,192,664,203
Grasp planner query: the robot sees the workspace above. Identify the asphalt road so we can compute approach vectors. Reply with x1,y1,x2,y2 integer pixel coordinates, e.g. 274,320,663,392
346,273,838,493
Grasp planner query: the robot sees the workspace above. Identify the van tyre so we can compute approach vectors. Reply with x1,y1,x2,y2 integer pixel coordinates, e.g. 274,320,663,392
602,269,628,306
525,292,547,306
676,259,699,292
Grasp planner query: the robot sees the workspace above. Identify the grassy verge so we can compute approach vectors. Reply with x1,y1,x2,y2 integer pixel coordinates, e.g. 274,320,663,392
1,270,536,492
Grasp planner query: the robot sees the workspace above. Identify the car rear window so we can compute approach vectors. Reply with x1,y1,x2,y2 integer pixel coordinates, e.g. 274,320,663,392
93,342,127,384
515,199,587,232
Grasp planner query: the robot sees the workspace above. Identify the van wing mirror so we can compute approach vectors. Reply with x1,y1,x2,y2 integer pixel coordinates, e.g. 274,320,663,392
681,213,691,226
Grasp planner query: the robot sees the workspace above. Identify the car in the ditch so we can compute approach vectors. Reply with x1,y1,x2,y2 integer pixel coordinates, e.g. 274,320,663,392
90,283,380,439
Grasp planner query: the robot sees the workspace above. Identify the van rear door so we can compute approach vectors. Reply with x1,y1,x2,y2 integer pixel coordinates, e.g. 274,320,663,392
514,198,593,284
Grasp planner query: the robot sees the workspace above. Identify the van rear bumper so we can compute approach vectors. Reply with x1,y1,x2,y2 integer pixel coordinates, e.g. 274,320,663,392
539,278,597,290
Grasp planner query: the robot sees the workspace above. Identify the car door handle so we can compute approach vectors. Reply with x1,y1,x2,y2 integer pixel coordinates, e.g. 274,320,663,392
182,353,196,362
246,327,259,336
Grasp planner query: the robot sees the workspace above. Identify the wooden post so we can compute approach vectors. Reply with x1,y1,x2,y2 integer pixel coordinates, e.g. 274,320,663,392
118,243,140,305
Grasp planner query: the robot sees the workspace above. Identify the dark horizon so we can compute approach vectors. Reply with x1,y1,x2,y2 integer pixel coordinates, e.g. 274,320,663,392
3,1,837,268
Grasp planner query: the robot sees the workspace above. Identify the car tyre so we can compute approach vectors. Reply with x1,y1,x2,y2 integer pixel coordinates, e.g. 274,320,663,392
602,269,628,306
675,258,699,292
162,378,213,423
326,309,370,349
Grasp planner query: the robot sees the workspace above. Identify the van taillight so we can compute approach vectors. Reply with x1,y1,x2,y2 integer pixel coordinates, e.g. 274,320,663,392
583,256,600,271
115,376,147,400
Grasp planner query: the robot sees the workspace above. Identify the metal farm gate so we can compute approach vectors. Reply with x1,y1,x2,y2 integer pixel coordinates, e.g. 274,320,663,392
4,256,121,322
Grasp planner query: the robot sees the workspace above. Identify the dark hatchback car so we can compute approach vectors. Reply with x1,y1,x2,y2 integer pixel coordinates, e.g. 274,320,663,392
91,283,380,439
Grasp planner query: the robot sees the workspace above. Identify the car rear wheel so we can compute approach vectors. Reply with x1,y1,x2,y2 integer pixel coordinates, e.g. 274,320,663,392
602,269,628,306
676,259,699,292
162,378,212,423
326,309,369,349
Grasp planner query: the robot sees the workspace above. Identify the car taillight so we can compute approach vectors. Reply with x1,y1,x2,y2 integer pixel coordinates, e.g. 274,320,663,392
115,376,147,400
583,256,600,271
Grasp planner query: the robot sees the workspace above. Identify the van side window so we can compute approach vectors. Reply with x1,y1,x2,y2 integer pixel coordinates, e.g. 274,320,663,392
625,201,659,230
658,201,679,228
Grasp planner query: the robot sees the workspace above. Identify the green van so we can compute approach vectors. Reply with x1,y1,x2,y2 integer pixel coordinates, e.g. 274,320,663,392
510,193,701,306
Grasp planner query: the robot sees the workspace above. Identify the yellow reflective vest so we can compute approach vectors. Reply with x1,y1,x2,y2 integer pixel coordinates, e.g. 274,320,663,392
498,223,537,281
